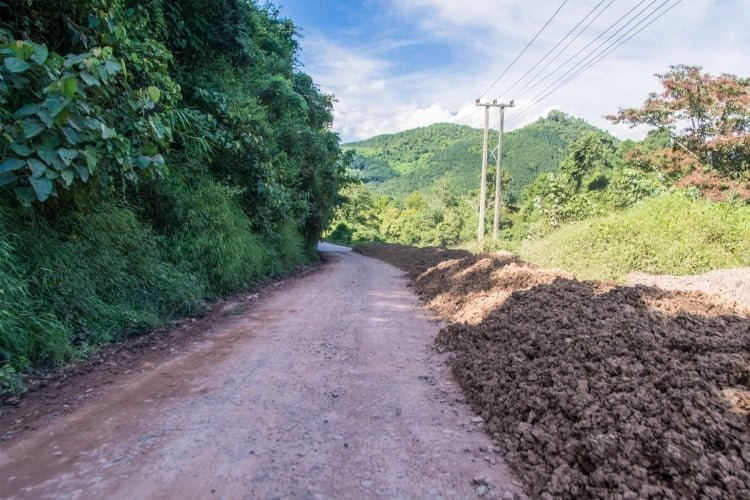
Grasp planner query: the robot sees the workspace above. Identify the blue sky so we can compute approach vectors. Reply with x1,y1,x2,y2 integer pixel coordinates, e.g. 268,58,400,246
277,0,750,142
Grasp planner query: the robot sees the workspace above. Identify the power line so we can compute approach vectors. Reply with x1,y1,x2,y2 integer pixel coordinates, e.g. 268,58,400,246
515,0,665,113
518,0,684,121
496,0,610,100
453,0,578,126
510,0,652,104
580,0,684,77
508,0,617,100
478,0,569,99
507,0,681,127
505,0,676,128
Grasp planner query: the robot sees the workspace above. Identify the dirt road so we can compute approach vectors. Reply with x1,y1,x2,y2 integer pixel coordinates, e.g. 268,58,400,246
0,247,522,499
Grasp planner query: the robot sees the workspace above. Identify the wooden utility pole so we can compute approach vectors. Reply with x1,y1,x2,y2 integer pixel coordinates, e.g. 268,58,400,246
477,101,490,242
475,99,514,242
493,101,513,241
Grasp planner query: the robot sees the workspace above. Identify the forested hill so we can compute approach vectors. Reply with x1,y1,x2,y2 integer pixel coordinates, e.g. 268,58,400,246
345,110,609,202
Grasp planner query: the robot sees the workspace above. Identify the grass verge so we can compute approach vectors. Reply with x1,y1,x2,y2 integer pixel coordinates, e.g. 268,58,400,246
517,193,750,280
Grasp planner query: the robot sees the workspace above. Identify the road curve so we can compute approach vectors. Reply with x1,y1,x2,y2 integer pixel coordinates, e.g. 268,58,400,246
0,251,521,499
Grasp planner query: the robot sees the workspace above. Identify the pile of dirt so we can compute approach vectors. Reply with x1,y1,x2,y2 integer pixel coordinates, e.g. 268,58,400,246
356,243,750,498
355,243,473,281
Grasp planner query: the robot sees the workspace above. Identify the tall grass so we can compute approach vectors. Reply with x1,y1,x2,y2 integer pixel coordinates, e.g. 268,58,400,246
166,181,270,297
0,177,314,392
0,213,71,369
518,193,750,280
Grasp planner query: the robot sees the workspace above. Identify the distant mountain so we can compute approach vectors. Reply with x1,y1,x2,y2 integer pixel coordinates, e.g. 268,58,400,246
345,110,612,202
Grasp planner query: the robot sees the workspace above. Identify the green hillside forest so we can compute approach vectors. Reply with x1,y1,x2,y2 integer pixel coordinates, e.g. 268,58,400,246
329,66,750,279
346,110,602,202
0,0,347,389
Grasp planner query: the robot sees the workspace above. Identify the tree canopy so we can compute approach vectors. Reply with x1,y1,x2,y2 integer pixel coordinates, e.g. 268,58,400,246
344,112,607,202
0,0,348,380
609,65,750,179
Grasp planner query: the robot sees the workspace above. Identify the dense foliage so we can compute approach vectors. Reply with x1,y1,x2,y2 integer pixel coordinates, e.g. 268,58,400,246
327,180,478,247
609,65,750,185
0,0,346,390
329,112,645,246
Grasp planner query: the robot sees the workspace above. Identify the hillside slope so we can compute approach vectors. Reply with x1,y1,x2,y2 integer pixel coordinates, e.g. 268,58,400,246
346,111,608,201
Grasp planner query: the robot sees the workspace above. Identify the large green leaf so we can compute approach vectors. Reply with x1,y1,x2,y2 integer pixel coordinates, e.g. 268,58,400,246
0,172,18,187
33,43,48,64
101,124,117,139
104,60,121,75
37,149,57,165
10,143,32,156
62,127,79,145
135,156,151,169
4,57,31,73
27,159,47,178
147,86,161,103
74,164,90,182
43,97,70,118
60,168,75,186
14,103,40,118
61,78,77,99
0,158,25,173
36,109,54,127
29,176,53,201
80,72,99,86
22,119,45,139
57,148,78,166
84,146,98,173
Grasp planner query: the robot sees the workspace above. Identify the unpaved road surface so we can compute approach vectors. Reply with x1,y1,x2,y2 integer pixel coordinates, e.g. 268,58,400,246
0,248,522,499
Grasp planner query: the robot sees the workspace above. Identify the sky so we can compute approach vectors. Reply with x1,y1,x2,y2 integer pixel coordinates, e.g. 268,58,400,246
276,0,750,142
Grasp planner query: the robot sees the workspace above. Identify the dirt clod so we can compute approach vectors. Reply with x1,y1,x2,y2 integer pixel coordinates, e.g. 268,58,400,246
356,243,750,499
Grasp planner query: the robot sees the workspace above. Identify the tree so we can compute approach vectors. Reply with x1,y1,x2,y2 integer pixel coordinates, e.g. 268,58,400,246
559,133,616,189
608,65,750,179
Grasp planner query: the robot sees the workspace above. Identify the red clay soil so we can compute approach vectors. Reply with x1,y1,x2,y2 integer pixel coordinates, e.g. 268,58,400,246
356,243,750,499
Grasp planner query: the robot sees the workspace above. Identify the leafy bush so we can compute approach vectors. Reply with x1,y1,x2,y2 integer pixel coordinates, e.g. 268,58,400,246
519,193,750,279
327,222,354,244
274,220,309,270
0,27,171,205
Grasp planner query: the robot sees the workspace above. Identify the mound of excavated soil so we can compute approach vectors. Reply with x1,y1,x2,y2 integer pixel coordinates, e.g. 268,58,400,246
355,243,750,499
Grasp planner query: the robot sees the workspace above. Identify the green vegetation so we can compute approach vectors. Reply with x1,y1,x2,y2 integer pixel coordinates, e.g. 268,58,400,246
333,66,749,282
327,180,478,247
346,111,604,201
0,0,346,392
518,193,750,280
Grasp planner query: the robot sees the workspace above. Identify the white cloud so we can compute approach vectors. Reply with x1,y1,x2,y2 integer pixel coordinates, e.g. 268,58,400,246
297,0,750,142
